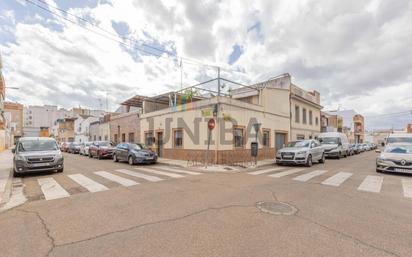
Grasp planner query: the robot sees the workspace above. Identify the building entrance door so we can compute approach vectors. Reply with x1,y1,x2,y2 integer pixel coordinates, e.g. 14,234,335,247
157,132,164,157
275,132,287,152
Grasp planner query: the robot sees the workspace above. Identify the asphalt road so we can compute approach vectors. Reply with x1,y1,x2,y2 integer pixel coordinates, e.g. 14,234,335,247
0,150,411,257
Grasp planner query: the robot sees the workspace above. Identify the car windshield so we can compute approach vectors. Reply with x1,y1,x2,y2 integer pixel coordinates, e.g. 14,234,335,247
98,142,110,146
18,140,59,152
384,145,412,154
320,137,339,144
387,137,412,144
130,143,147,150
293,140,311,148
286,141,299,147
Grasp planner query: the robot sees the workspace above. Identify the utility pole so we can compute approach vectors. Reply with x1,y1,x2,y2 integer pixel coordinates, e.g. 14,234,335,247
217,67,221,97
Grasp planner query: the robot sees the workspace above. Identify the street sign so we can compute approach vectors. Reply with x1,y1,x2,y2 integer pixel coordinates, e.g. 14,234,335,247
208,118,215,130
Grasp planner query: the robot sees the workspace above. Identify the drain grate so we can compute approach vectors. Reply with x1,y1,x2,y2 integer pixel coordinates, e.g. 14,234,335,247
256,201,297,216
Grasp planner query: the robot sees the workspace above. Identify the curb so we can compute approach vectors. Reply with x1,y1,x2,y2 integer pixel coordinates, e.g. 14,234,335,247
0,168,13,208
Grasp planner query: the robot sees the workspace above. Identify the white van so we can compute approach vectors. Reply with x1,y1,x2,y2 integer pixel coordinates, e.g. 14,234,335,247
318,132,350,159
386,133,412,145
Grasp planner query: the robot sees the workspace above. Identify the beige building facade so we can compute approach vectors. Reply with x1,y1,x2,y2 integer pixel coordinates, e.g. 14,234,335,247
4,102,24,144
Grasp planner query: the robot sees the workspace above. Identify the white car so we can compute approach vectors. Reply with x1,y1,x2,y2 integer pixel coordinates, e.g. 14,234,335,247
376,143,412,174
276,139,325,167
79,142,92,156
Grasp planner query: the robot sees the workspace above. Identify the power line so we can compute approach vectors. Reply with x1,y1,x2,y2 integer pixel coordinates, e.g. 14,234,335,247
364,110,412,119
26,0,217,69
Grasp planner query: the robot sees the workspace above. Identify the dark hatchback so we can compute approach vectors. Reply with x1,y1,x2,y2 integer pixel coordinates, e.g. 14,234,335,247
113,143,157,165
13,137,64,176
68,142,81,154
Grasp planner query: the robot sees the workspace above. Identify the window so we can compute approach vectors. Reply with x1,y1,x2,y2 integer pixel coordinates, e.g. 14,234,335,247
262,130,270,147
122,133,126,142
114,134,118,143
295,105,300,123
129,133,135,143
233,127,244,148
173,129,183,148
302,108,307,124
315,117,319,126
309,110,313,125
145,131,154,146
98,136,102,141
104,135,108,141
93,135,96,141
297,134,305,140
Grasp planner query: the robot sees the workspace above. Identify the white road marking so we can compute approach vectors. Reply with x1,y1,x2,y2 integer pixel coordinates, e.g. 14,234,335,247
116,169,163,182
68,174,108,192
402,179,412,198
157,166,201,175
357,175,383,193
293,170,328,182
94,171,138,187
136,168,184,178
321,172,353,187
248,167,285,175
37,177,70,200
268,168,305,178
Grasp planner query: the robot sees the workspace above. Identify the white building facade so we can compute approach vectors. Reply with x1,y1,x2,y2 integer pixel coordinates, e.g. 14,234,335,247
74,115,99,143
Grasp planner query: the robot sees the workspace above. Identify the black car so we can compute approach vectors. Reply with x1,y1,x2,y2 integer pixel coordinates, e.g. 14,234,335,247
68,142,81,154
12,137,64,176
113,143,157,165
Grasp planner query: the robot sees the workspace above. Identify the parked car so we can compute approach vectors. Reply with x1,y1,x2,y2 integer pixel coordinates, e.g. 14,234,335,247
60,142,70,152
12,137,64,176
348,144,356,155
79,142,92,156
113,143,157,165
89,141,115,159
68,142,81,154
318,132,350,159
276,139,325,167
376,143,412,174
362,143,371,151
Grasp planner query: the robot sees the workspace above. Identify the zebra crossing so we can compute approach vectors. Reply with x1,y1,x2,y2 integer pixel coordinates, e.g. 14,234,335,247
248,166,412,199
24,166,201,202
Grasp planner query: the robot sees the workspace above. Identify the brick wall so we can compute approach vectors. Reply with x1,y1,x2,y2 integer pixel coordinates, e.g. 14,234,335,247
163,147,275,165
109,112,140,144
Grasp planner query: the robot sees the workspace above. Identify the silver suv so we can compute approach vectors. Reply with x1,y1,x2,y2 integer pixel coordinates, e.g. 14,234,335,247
276,139,325,167
13,137,64,176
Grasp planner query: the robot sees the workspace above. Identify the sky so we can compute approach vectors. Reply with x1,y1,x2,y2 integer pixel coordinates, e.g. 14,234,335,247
0,0,412,130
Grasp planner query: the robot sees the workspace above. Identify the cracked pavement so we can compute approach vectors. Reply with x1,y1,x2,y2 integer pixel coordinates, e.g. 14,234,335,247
0,152,411,257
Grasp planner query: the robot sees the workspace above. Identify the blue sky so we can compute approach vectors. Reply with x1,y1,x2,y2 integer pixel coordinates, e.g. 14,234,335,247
1,0,412,130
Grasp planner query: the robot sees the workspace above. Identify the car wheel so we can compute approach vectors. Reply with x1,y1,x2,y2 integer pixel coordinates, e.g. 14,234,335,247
113,154,118,162
376,169,382,173
13,169,20,177
57,168,64,173
128,156,134,165
89,153,92,158
305,155,313,167
319,154,325,164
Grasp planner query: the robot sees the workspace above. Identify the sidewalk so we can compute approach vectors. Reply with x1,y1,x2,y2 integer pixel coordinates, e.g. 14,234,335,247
157,157,275,171
0,150,13,205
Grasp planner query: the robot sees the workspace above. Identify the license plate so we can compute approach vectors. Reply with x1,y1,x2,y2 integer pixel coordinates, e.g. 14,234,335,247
394,168,412,173
32,163,50,167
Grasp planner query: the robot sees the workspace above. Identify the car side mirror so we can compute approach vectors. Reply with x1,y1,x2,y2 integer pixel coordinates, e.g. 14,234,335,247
11,148,15,154
375,149,381,153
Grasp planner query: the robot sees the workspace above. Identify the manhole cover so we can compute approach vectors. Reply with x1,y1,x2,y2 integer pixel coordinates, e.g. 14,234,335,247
256,201,297,216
